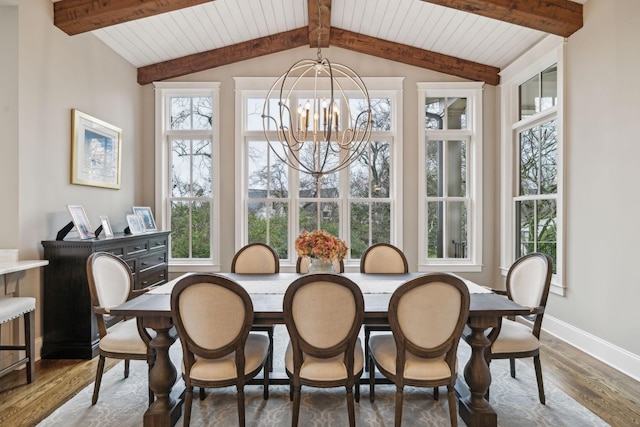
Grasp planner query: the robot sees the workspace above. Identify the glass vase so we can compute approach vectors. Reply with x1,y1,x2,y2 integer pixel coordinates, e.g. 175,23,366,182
308,257,335,273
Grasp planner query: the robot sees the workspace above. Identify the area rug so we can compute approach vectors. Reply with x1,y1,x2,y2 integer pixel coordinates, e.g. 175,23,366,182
39,326,607,426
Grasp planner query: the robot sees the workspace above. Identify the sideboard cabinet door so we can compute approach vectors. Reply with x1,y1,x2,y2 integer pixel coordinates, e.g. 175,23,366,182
41,230,171,359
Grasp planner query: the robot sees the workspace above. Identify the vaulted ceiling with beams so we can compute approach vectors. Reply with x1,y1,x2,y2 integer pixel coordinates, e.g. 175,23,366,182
52,0,584,86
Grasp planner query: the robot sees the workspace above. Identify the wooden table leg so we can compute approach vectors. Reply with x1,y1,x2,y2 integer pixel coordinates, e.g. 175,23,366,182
458,316,497,427
143,318,181,427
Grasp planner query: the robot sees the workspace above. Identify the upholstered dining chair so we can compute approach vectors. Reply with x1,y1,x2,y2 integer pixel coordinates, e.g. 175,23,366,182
86,252,155,405
0,297,36,384
283,274,365,427
295,256,344,274
360,243,409,370
368,273,470,427
170,273,270,427
231,242,280,372
486,252,553,404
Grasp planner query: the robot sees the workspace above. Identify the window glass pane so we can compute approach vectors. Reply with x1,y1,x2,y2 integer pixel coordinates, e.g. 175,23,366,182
447,97,467,130
540,65,557,112
350,202,370,259
427,201,443,258
354,98,391,131
170,97,192,130
298,143,339,197
248,141,289,198
192,97,212,130
269,202,289,259
540,120,558,194
519,74,540,119
519,128,538,196
447,140,466,197
537,199,557,273
171,140,191,197
191,140,212,197
447,201,468,258
350,141,390,198
426,140,442,197
248,201,267,242
426,97,445,130
372,202,391,244
349,153,369,198
516,199,535,257
171,201,190,258
247,98,264,131
299,201,319,232
191,201,210,258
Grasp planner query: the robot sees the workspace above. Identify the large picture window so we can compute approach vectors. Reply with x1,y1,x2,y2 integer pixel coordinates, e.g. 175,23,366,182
154,82,220,271
235,78,403,268
417,82,483,272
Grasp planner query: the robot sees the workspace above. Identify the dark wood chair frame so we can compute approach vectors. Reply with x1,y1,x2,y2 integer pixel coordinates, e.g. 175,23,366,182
360,243,409,371
231,243,280,372
0,300,35,383
86,251,155,406
485,252,553,404
171,273,270,427
283,274,365,427
368,273,470,427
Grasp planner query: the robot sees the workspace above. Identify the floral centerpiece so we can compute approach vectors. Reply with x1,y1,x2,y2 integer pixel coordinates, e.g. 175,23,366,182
295,229,348,263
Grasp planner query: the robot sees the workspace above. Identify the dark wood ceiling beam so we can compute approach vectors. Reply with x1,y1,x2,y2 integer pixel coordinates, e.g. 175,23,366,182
54,0,215,36
137,27,309,85
422,0,582,37
331,28,500,86
308,0,331,48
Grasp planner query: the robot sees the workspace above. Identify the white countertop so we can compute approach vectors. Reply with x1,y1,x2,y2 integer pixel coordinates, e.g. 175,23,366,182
0,260,49,276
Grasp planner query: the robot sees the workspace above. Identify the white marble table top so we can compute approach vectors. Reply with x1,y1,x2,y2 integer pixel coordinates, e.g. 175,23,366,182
0,260,49,276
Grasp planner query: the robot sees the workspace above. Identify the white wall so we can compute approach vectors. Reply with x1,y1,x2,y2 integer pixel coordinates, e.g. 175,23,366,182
543,0,640,361
0,0,143,360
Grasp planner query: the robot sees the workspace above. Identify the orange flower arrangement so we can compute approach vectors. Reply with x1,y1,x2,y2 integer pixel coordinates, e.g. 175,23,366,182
295,229,348,262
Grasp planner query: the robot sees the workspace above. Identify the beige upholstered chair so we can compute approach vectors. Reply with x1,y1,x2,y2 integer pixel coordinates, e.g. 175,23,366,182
86,252,155,405
487,252,553,404
231,242,279,372
295,256,344,274
170,273,270,427
360,243,409,369
368,273,470,427
0,297,36,383
283,274,365,427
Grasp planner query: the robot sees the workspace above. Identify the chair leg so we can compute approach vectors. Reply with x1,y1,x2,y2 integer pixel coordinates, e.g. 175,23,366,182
355,378,360,403
364,327,371,370
124,359,130,378
433,386,439,401
24,311,35,383
292,385,301,427
263,361,270,400
394,386,404,427
199,387,206,400
268,327,274,372
237,385,246,427
369,354,376,402
92,355,106,405
510,358,516,378
534,355,546,404
346,386,356,427
447,384,458,427
183,386,193,427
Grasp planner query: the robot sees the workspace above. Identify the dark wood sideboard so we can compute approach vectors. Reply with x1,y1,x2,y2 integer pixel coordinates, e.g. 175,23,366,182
41,231,170,359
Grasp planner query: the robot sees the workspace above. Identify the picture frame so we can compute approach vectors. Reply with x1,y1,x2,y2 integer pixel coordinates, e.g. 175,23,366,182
67,205,95,240
132,206,157,232
100,215,114,238
126,214,144,235
71,109,122,190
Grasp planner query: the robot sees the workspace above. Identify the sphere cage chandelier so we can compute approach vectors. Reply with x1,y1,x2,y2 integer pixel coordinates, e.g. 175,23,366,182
262,3,372,181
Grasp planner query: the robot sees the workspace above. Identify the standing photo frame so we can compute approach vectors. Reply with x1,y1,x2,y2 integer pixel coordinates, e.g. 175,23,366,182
100,216,114,238
126,214,144,235
71,109,122,190
67,205,95,240
132,206,157,232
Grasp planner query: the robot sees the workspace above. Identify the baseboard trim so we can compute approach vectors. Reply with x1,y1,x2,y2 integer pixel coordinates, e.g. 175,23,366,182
543,315,640,382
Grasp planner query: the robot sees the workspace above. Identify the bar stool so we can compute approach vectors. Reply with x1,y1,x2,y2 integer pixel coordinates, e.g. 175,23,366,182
0,297,36,383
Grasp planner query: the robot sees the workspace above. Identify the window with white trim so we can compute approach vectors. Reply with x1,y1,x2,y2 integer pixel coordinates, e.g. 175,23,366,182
154,82,220,270
417,82,483,272
500,40,564,294
235,77,403,268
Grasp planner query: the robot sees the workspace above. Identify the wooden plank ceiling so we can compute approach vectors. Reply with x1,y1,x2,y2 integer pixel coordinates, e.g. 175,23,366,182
53,0,583,86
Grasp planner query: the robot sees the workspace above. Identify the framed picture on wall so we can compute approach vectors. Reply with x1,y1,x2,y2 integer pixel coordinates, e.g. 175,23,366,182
132,206,157,232
70,109,122,190
126,214,144,235
67,205,95,240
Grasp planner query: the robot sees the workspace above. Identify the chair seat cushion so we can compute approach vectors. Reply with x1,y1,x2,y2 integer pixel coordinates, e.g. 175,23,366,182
285,338,364,381
186,333,269,381
369,334,452,381
491,319,539,354
99,318,152,355
0,297,35,324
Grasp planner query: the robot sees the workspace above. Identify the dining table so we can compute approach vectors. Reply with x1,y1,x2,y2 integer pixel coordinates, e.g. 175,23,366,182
110,272,531,427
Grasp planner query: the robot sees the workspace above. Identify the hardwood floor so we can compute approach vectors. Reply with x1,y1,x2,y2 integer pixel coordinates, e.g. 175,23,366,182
1,332,639,426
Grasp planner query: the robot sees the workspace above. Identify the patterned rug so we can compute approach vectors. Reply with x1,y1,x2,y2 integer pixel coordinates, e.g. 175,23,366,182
39,326,607,426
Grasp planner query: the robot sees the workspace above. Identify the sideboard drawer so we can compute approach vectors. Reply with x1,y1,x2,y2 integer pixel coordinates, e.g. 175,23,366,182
149,235,168,251
138,267,168,289
139,251,167,273
125,242,148,256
